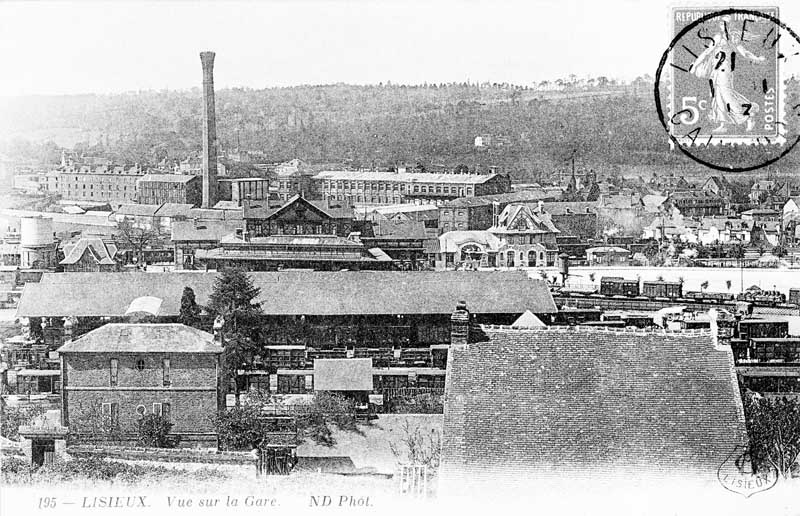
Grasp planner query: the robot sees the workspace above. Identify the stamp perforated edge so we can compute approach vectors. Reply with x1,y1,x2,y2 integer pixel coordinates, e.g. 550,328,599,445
665,6,788,148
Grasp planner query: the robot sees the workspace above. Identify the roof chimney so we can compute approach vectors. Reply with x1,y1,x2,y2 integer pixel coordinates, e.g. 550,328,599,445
200,51,219,209
450,300,470,349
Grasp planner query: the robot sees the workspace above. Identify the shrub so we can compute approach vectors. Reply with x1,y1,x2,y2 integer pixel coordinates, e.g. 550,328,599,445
1,456,31,476
4,457,229,485
389,394,444,414
0,405,47,441
135,414,176,448
389,419,442,470
213,405,267,451
213,392,362,449
296,392,360,446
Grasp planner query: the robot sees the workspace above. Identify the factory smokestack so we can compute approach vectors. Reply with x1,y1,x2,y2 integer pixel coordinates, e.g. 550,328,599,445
200,51,218,209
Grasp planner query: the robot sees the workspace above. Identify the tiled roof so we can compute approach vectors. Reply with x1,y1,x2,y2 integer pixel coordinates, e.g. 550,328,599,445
139,174,198,184
58,323,221,353
444,189,558,208
440,326,747,494
313,358,373,391
116,204,161,217
243,195,354,220
314,170,499,184
490,204,560,235
368,221,427,239
188,208,244,221
17,271,556,317
154,203,195,218
541,201,598,215
60,237,118,265
171,220,242,242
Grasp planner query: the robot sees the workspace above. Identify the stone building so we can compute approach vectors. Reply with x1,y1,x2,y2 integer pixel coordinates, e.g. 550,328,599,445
47,164,146,206
136,174,202,206
437,190,559,233
217,177,270,206
315,170,511,206
58,323,225,446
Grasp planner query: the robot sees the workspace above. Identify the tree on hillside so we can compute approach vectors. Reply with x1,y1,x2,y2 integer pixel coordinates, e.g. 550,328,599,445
178,286,202,328
743,392,800,480
207,268,263,405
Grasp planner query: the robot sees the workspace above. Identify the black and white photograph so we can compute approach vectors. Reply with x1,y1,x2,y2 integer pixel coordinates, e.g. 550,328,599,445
0,1,799,515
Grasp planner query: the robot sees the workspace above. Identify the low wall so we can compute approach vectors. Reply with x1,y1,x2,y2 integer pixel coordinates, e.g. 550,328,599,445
67,444,252,465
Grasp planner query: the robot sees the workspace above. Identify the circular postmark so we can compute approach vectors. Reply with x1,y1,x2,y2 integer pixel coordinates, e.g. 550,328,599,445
654,8,800,172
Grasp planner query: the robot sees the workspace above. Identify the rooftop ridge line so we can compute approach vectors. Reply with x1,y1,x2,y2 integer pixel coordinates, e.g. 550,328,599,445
479,324,713,336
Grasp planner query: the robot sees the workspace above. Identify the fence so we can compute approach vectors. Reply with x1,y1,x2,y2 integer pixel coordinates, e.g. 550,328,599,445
382,387,444,400
397,464,428,498
257,447,296,476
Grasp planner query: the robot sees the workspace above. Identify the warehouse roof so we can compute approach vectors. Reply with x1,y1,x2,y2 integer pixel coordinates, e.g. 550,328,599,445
314,170,499,184
17,271,556,317
58,323,221,354
440,326,747,494
171,220,242,242
139,174,198,184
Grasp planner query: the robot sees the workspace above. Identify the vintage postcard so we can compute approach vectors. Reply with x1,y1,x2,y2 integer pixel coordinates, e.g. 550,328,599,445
0,1,799,516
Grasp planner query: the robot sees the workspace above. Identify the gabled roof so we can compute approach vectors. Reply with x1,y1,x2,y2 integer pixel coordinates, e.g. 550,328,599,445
60,236,118,265
17,271,557,317
243,195,354,220
440,326,747,493
510,310,545,328
490,204,559,235
58,323,221,354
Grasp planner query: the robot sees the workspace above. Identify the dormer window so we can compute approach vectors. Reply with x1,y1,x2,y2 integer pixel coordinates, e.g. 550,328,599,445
135,359,146,371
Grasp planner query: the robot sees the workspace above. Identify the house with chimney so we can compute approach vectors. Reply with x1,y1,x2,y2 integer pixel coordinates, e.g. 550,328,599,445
58,322,225,446
18,271,557,403
439,304,748,498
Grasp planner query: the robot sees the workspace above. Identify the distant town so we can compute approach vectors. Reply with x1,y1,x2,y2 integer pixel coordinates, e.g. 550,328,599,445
1,50,798,507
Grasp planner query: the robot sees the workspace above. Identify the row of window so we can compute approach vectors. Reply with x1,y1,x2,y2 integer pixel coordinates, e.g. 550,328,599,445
110,358,170,387
63,184,129,191
273,374,445,394
99,401,172,425
322,181,471,196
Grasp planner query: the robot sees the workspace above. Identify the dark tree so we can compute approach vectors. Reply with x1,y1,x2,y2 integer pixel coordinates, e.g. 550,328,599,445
743,392,800,480
207,268,263,405
114,219,164,267
178,286,201,328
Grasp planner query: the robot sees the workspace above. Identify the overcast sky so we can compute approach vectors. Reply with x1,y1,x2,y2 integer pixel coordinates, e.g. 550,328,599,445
0,0,797,96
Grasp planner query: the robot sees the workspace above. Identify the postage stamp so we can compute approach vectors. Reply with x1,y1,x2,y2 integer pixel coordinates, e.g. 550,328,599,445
654,7,800,171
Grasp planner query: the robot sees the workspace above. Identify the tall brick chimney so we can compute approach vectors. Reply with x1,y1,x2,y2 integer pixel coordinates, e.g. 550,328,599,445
450,300,470,349
200,51,218,209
